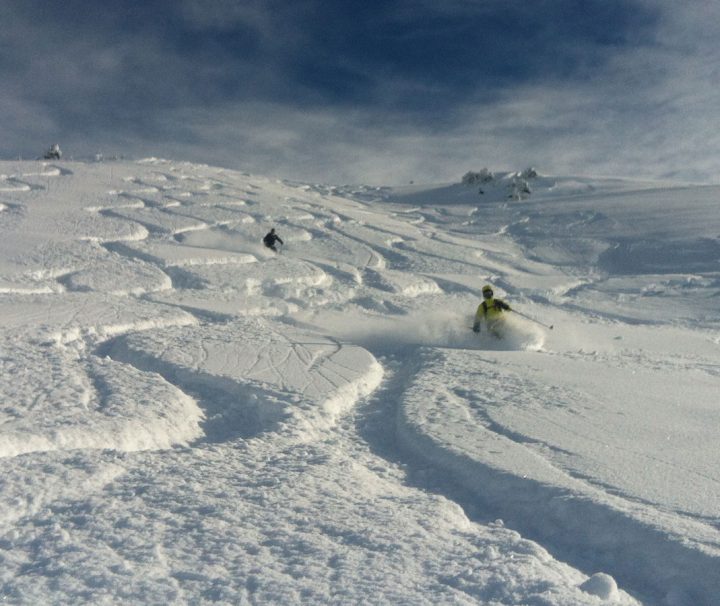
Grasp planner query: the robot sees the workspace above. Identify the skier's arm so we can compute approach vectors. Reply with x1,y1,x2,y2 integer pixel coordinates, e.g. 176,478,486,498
277,236,284,245
498,300,511,311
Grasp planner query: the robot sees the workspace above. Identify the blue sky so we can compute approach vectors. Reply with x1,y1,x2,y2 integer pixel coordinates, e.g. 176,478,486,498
2,1,719,183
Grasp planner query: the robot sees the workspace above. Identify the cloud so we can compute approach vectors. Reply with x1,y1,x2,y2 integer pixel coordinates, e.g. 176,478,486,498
1,0,719,183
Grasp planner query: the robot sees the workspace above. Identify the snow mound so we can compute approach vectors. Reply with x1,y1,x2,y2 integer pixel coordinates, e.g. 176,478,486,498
108,318,383,441
579,573,619,600
0,338,203,457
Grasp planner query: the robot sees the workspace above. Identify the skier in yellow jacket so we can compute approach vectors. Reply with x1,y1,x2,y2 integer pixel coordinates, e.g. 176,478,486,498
473,284,511,336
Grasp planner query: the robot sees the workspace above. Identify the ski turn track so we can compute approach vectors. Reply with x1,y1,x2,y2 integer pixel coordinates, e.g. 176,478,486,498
395,348,720,605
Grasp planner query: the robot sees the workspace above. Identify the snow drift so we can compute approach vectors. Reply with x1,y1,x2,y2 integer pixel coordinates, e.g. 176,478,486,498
1,158,718,605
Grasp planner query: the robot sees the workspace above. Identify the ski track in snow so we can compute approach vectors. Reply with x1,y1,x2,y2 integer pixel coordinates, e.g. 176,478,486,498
1,159,719,604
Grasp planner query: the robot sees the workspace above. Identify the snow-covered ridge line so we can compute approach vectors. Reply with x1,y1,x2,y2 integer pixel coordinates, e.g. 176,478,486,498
47,314,199,347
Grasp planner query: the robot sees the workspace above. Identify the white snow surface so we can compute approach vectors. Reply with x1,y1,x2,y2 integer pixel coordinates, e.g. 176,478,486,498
1,160,718,605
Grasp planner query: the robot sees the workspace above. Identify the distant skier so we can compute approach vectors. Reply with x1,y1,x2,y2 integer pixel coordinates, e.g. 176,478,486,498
473,284,511,337
263,228,284,252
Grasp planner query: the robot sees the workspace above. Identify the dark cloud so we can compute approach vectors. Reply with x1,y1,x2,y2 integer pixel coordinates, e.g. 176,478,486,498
0,1,718,183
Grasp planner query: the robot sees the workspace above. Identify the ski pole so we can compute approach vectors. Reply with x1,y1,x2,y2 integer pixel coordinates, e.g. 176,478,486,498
513,309,553,330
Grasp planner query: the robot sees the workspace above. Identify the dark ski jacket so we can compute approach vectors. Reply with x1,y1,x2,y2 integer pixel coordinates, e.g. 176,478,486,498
263,231,284,249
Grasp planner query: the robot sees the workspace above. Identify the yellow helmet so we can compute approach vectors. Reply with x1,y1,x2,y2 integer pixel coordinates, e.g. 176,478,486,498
482,284,493,294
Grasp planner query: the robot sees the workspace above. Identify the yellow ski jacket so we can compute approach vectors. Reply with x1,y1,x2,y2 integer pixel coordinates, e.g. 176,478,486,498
475,297,511,322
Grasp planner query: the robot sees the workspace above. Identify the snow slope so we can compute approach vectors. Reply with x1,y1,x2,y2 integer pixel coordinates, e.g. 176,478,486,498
1,159,718,605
